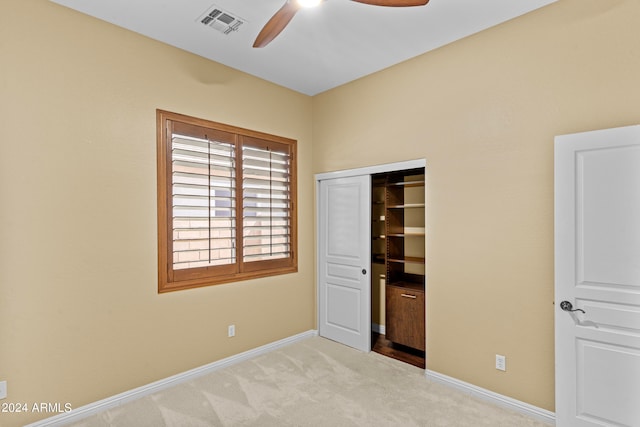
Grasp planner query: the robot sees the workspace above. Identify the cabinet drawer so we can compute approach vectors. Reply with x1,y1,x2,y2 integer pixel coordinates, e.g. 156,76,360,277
385,285,425,351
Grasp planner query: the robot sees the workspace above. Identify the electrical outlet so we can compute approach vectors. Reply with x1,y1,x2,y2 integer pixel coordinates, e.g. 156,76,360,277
228,324,235,338
0,381,7,399
496,354,506,371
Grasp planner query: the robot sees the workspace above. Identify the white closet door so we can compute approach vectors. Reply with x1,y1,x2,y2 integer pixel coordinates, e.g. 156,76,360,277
318,175,371,352
555,125,640,426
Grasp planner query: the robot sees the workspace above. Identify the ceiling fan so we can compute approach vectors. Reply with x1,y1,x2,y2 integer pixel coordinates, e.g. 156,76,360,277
253,0,430,48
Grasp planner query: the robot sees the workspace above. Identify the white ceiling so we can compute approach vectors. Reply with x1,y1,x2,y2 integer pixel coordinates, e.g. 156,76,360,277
50,0,557,96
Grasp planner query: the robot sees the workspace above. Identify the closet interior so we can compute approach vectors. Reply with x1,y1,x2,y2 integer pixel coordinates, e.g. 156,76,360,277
371,168,426,368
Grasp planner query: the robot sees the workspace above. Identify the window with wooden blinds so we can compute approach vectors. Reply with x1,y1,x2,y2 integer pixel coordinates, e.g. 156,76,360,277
242,139,292,267
157,110,297,292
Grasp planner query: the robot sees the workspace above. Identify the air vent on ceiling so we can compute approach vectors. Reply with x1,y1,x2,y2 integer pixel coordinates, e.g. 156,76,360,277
197,5,245,35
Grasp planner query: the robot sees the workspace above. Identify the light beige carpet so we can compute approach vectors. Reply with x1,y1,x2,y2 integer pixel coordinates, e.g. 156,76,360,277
68,337,550,427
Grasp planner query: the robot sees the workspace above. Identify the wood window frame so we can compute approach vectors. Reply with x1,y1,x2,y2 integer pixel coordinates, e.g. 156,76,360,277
157,110,297,293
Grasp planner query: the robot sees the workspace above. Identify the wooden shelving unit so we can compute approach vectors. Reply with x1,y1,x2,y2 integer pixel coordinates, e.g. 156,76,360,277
383,169,425,351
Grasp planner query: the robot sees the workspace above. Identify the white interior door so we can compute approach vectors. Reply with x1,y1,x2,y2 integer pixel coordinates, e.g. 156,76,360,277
318,175,371,352
555,125,640,427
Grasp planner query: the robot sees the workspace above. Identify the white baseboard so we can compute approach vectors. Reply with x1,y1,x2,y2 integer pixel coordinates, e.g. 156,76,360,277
26,330,318,427
425,370,555,426
371,323,386,335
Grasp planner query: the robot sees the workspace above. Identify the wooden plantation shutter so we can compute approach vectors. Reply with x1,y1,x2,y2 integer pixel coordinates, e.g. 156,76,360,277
169,121,237,281
241,137,293,271
157,110,297,292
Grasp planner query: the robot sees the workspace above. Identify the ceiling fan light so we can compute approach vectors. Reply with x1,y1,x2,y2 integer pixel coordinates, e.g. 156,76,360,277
296,0,322,8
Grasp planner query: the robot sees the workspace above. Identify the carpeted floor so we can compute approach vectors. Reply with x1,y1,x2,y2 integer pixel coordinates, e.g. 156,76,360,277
68,337,550,427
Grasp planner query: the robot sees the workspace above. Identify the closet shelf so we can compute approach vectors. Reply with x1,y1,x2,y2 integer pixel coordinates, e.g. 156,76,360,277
372,253,385,264
387,180,425,188
386,203,425,209
387,256,425,264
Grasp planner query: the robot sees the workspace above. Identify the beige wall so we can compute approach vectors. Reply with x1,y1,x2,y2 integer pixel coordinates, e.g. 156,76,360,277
313,0,640,412
0,1,314,426
2,0,640,424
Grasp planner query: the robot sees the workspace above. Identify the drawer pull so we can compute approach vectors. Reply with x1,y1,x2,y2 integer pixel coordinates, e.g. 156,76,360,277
401,293,417,299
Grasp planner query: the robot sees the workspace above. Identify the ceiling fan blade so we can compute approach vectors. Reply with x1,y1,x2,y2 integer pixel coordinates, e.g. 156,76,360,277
351,0,429,6
253,1,300,48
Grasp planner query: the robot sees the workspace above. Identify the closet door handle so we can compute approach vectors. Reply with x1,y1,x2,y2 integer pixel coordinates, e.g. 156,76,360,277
401,293,417,299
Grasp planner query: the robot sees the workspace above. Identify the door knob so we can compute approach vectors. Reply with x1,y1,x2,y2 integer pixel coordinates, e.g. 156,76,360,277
560,300,585,314
362,269,367,275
